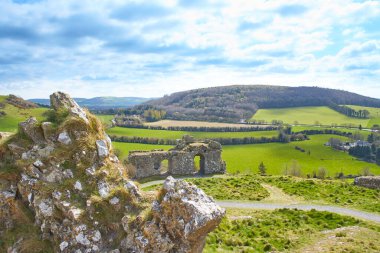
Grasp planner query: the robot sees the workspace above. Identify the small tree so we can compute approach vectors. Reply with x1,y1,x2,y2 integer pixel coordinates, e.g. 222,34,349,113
258,162,266,176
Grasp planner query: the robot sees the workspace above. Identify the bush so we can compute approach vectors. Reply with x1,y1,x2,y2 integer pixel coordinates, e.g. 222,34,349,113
317,167,328,179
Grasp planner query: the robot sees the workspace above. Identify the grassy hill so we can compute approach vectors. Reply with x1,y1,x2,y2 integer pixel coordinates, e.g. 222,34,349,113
0,95,47,132
250,106,370,127
144,85,380,122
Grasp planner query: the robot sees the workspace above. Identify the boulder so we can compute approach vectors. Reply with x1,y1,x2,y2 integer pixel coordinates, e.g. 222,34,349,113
96,140,109,159
135,176,225,252
19,117,46,145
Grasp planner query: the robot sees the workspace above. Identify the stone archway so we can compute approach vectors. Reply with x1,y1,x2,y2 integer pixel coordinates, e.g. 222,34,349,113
154,159,169,175
194,153,205,175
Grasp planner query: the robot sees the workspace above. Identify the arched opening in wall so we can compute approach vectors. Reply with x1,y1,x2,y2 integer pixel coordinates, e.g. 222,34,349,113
154,159,169,175
194,154,205,175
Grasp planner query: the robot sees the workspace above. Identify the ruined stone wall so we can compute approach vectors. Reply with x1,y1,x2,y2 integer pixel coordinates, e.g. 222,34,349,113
128,150,170,178
354,176,380,189
128,136,226,179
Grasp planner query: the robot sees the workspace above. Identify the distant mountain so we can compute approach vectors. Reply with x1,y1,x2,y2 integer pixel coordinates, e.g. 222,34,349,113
144,85,380,122
29,96,151,109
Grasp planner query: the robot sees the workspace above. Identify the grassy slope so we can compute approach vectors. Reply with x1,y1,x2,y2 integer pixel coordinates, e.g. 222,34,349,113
250,106,369,126
0,96,47,132
107,127,278,139
205,208,378,253
113,135,380,175
263,176,380,214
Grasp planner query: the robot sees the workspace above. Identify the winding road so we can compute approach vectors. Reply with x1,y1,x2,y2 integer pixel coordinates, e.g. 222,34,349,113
140,178,380,224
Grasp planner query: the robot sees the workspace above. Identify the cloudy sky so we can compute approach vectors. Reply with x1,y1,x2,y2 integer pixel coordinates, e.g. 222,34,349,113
0,0,379,99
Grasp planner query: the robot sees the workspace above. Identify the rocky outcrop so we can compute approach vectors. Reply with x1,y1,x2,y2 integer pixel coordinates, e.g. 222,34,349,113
354,176,380,189
50,91,89,123
0,92,224,252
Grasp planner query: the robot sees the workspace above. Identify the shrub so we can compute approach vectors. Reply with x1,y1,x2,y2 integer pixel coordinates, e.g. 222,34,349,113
317,167,328,179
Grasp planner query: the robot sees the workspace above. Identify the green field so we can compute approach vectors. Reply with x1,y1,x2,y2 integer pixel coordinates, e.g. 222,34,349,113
96,114,114,128
0,96,47,132
107,126,278,139
250,106,370,127
205,209,379,253
113,134,380,176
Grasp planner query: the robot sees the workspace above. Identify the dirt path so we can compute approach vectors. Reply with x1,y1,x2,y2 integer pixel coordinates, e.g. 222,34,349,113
260,183,303,204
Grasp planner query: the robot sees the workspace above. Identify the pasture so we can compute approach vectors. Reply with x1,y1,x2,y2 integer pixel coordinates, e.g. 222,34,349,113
107,127,278,140
0,96,47,132
250,106,369,127
113,134,380,176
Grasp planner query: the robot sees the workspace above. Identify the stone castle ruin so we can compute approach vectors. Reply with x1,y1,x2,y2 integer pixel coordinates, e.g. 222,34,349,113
128,135,226,178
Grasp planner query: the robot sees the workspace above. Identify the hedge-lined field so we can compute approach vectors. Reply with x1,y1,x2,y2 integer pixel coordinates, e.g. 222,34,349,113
113,134,380,176
250,106,370,127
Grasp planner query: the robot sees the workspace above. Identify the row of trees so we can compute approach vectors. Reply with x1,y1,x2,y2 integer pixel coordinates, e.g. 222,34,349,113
110,132,307,146
328,102,370,119
114,123,280,132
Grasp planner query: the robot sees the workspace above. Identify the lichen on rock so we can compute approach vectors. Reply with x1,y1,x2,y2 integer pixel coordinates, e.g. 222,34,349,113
0,91,225,252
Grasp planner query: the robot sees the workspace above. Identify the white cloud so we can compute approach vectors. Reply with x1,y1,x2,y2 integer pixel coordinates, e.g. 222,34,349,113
0,0,379,98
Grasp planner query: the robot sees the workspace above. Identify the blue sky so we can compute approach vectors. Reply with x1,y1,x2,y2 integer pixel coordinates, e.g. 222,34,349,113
0,0,379,98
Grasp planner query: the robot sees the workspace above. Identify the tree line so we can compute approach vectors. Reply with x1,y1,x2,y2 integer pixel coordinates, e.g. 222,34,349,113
110,133,307,146
113,124,280,132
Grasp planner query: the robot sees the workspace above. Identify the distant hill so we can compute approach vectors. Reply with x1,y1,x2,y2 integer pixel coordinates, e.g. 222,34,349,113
144,85,380,122
0,95,47,132
29,96,151,109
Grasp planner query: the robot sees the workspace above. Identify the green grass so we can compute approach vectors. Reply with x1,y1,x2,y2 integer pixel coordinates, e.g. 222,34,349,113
187,176,269,201
106,127,278,139
205,208,373,253
263,176,380,214
250,106,369,127
222,134,380,176
112,142,170,161
0,96,47,132
113,134,380,175
143,176,270,201
95,114,114,128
